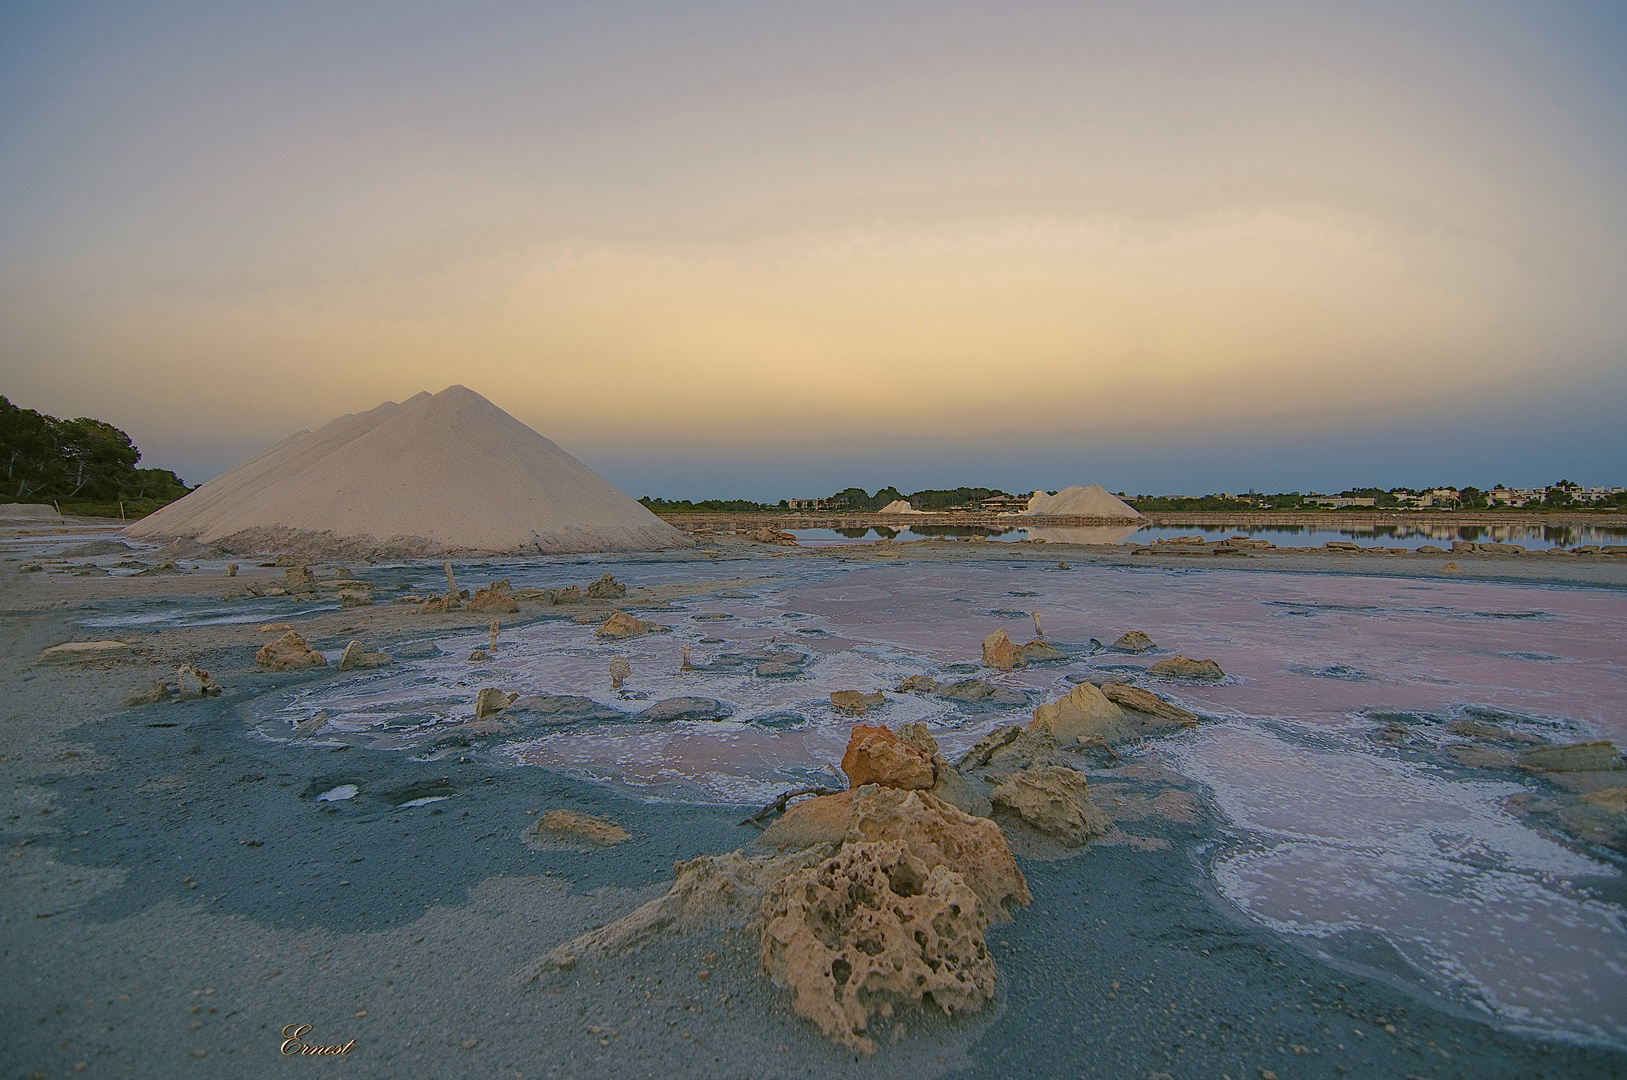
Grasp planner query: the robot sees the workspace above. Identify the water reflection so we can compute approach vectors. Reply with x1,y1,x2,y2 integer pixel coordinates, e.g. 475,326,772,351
790,521,1627,549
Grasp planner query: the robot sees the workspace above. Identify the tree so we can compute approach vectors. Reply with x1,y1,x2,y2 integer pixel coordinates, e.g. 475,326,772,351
0,394,190,507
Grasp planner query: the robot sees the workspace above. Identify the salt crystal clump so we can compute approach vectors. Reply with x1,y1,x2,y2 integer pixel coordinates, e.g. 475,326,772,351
759,839,994,1055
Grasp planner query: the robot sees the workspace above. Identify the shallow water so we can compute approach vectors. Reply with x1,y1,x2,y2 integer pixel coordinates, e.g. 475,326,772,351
85,553,1627,1050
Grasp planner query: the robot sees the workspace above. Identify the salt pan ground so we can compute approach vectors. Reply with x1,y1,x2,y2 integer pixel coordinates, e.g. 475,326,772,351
2,521,1624,1077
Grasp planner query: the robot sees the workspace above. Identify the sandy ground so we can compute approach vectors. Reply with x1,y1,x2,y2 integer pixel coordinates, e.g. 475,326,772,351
3,518,1625,1078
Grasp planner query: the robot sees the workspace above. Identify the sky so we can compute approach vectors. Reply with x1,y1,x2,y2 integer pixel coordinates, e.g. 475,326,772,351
2,0,1624,500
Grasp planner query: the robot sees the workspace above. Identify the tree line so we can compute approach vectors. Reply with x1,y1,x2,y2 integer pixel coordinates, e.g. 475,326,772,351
1,395,190,511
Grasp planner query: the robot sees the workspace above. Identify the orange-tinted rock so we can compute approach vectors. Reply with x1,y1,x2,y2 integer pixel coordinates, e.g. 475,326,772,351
840,725,934,790
982,628,1025,670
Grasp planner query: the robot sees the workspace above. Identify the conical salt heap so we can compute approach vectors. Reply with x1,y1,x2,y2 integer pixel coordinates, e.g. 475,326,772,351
126,386,691,555
1024,484,1141,520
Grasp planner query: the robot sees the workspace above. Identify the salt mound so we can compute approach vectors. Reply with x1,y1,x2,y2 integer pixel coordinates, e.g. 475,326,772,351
0,503,63,523
877,499,924,515
1024,484,1141,519
126,386,691,555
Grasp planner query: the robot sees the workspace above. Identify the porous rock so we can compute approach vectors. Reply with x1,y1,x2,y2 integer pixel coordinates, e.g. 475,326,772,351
1028,682,1134,746
759,839,994,1055
840,725,934,790
844,785,1029,919
988,765,1112,846
255,631,327,671
1146,654,1225,680
896,674,938,693
608,656,631,689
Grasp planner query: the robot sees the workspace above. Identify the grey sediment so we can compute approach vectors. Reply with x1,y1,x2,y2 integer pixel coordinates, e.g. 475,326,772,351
2,521,1624,1077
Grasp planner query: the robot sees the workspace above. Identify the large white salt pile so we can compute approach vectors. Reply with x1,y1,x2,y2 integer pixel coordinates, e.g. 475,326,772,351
1024,485,1142,519
126,386,691,555
877,500,925,515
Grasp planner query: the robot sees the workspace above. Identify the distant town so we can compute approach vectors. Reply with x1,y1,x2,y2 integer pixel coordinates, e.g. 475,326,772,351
640,481,1627,515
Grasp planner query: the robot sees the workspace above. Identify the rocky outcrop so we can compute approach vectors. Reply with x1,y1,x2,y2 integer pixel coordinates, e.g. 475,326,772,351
543,585,581,604
1020,640,1066,662
531,809,628,846
597,611,659,638
284,565,318,594
634,697,734,721
760,840,995,1054
896,674,938,693
417,591,462,613
955,725,1024,770
1100,683,1197,724
1028,682,1133,746
1518,741,1621,772
38,640,130,664
175,664,221,699
982,629,1024,670
1147,655,1225,680
759,791,856,849
255,631,327,671
843,786,1029,919
937,678,993,702
899,722,993,818
830,690,885,716
608,657,631,689
988,765,1112,846
520,848,824,978
337,640,392,672
840,725,935,790
474,686,518,721
1111,630,1155,653
586,573,626,599
467,587,520,614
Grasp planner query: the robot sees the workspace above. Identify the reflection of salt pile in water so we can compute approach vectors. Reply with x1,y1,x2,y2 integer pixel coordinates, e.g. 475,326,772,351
126,385,689,555
877,499,925,515
1024,525,1141,545
1025,484,1141,519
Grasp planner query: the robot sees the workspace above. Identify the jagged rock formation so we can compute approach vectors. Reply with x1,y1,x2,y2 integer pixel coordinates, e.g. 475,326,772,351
988,765,1113,846
1028,682,1134,746
255,631,327,671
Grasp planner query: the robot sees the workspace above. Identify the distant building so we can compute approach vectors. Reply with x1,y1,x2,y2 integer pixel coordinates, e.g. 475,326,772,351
786,498,833,510
979,494,1031,512
1311,497,1376,508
